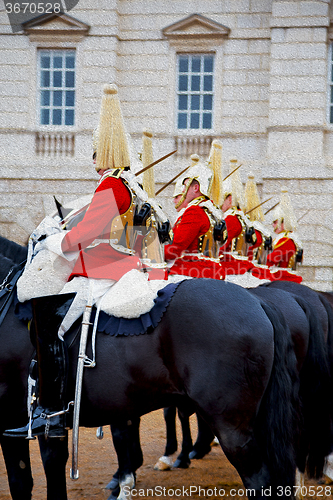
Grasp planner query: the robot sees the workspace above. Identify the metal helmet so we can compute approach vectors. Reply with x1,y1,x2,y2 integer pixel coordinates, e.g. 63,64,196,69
272,187,297,232
182,161,214,199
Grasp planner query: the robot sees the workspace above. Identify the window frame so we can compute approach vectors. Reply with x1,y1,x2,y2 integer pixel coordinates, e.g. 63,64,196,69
37,48,76,128
176,53,215,131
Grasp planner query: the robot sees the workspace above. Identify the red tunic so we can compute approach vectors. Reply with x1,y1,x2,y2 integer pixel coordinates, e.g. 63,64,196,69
219,211,254,276
164,203,224,279
266,233,302,283
62,173,141,281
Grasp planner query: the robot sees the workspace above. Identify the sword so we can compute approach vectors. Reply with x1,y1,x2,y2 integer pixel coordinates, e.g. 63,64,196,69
244,197,273,216
155,165,190,196
70,284,94,480
135,150,177,177
264,202,280,216
223,164,242,182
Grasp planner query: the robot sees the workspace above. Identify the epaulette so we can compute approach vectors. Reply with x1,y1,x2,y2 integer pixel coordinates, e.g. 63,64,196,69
102,166,130,180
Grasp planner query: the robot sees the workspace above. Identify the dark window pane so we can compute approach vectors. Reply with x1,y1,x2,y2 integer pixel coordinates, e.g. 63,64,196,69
179,75,188,91
53,109,62,125
65,71,75,88
41,55,50,68
53,91,62,106
65,109,74,126
204,75,213,91
179,57,188,73
203,113,212,129
66,56,75,69
203,94,213,110
41,90,50,106
41,109,49,125
191,95,200,110
192,57,201,73
178,113,187,129
331,87,333,104
178,94,188,110
53,71,62,87
190,113,200,129
53,56,62,68
204,56,213,73
191,75,200,91
41,71,50,87
66,90,75,107
330,106,333,124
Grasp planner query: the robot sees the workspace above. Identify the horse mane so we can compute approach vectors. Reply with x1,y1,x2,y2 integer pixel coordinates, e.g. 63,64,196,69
0,235,27,265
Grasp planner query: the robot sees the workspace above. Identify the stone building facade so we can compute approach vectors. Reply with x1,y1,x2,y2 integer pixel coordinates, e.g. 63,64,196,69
0,0,333,290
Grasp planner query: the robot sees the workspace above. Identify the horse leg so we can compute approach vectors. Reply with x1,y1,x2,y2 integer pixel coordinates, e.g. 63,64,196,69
154,406,177,471
109,419,138,500
173,407,192,469
107,417,142,494
189,413,214,460
38,434,69,500
0,436,33,500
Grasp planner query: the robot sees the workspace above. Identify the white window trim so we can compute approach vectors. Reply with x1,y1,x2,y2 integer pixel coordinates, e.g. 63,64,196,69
23,13,89,132
37,48,76,128
162,13,229,136
167,43,224,137
176,53,215,131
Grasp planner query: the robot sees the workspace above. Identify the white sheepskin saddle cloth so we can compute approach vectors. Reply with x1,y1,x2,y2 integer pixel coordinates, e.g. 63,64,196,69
17,248,188,319
17,250,74,303
97,270,190,318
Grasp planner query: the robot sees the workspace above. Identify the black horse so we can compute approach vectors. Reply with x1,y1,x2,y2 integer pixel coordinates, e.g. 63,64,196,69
0,237,70,500
28,280,303,497
1,233,316,499
154,280,333,483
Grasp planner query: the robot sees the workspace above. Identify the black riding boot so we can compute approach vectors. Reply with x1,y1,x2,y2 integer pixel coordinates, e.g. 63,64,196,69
4,293,75,439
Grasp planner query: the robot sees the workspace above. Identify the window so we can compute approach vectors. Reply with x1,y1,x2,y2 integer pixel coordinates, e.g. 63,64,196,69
38,49,76,126
177,54,214,130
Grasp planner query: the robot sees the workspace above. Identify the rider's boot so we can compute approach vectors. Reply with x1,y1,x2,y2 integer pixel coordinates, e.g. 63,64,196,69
4,293,75,439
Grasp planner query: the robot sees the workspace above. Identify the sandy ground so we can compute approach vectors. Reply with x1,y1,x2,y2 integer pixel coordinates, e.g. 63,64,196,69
0,410,332,500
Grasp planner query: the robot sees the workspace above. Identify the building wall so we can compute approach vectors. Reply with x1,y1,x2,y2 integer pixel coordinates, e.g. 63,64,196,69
0,0,332,289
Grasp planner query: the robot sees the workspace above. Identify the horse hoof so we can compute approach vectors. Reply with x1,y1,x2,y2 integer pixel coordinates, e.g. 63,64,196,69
106,477,119,490
173,458,190,469
154,456,174,470
189,447,211,460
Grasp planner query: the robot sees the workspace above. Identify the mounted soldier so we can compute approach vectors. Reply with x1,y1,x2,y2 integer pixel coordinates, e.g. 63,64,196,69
266,187,303,283
219,158,255,277
164,142,227,280
5,83,170,439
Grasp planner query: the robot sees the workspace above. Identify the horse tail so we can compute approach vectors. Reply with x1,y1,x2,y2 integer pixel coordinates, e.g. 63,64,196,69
255,301,300,489
294,296,332,478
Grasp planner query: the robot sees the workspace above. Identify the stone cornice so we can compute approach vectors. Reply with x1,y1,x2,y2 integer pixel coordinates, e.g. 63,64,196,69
22,12,90,42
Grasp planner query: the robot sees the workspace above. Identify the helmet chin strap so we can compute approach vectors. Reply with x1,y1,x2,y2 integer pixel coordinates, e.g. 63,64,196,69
175,179,192,210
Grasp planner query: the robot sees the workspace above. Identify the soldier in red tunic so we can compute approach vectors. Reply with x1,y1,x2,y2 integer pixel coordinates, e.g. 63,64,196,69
5,84,168,439
165,150,226,280
266,188,303,283
218,159,255,278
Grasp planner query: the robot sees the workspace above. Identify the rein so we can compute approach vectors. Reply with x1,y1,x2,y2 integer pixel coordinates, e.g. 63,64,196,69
0,260,26,327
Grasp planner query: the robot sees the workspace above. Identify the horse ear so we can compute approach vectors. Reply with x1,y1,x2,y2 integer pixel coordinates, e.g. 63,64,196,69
53,196,73,220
